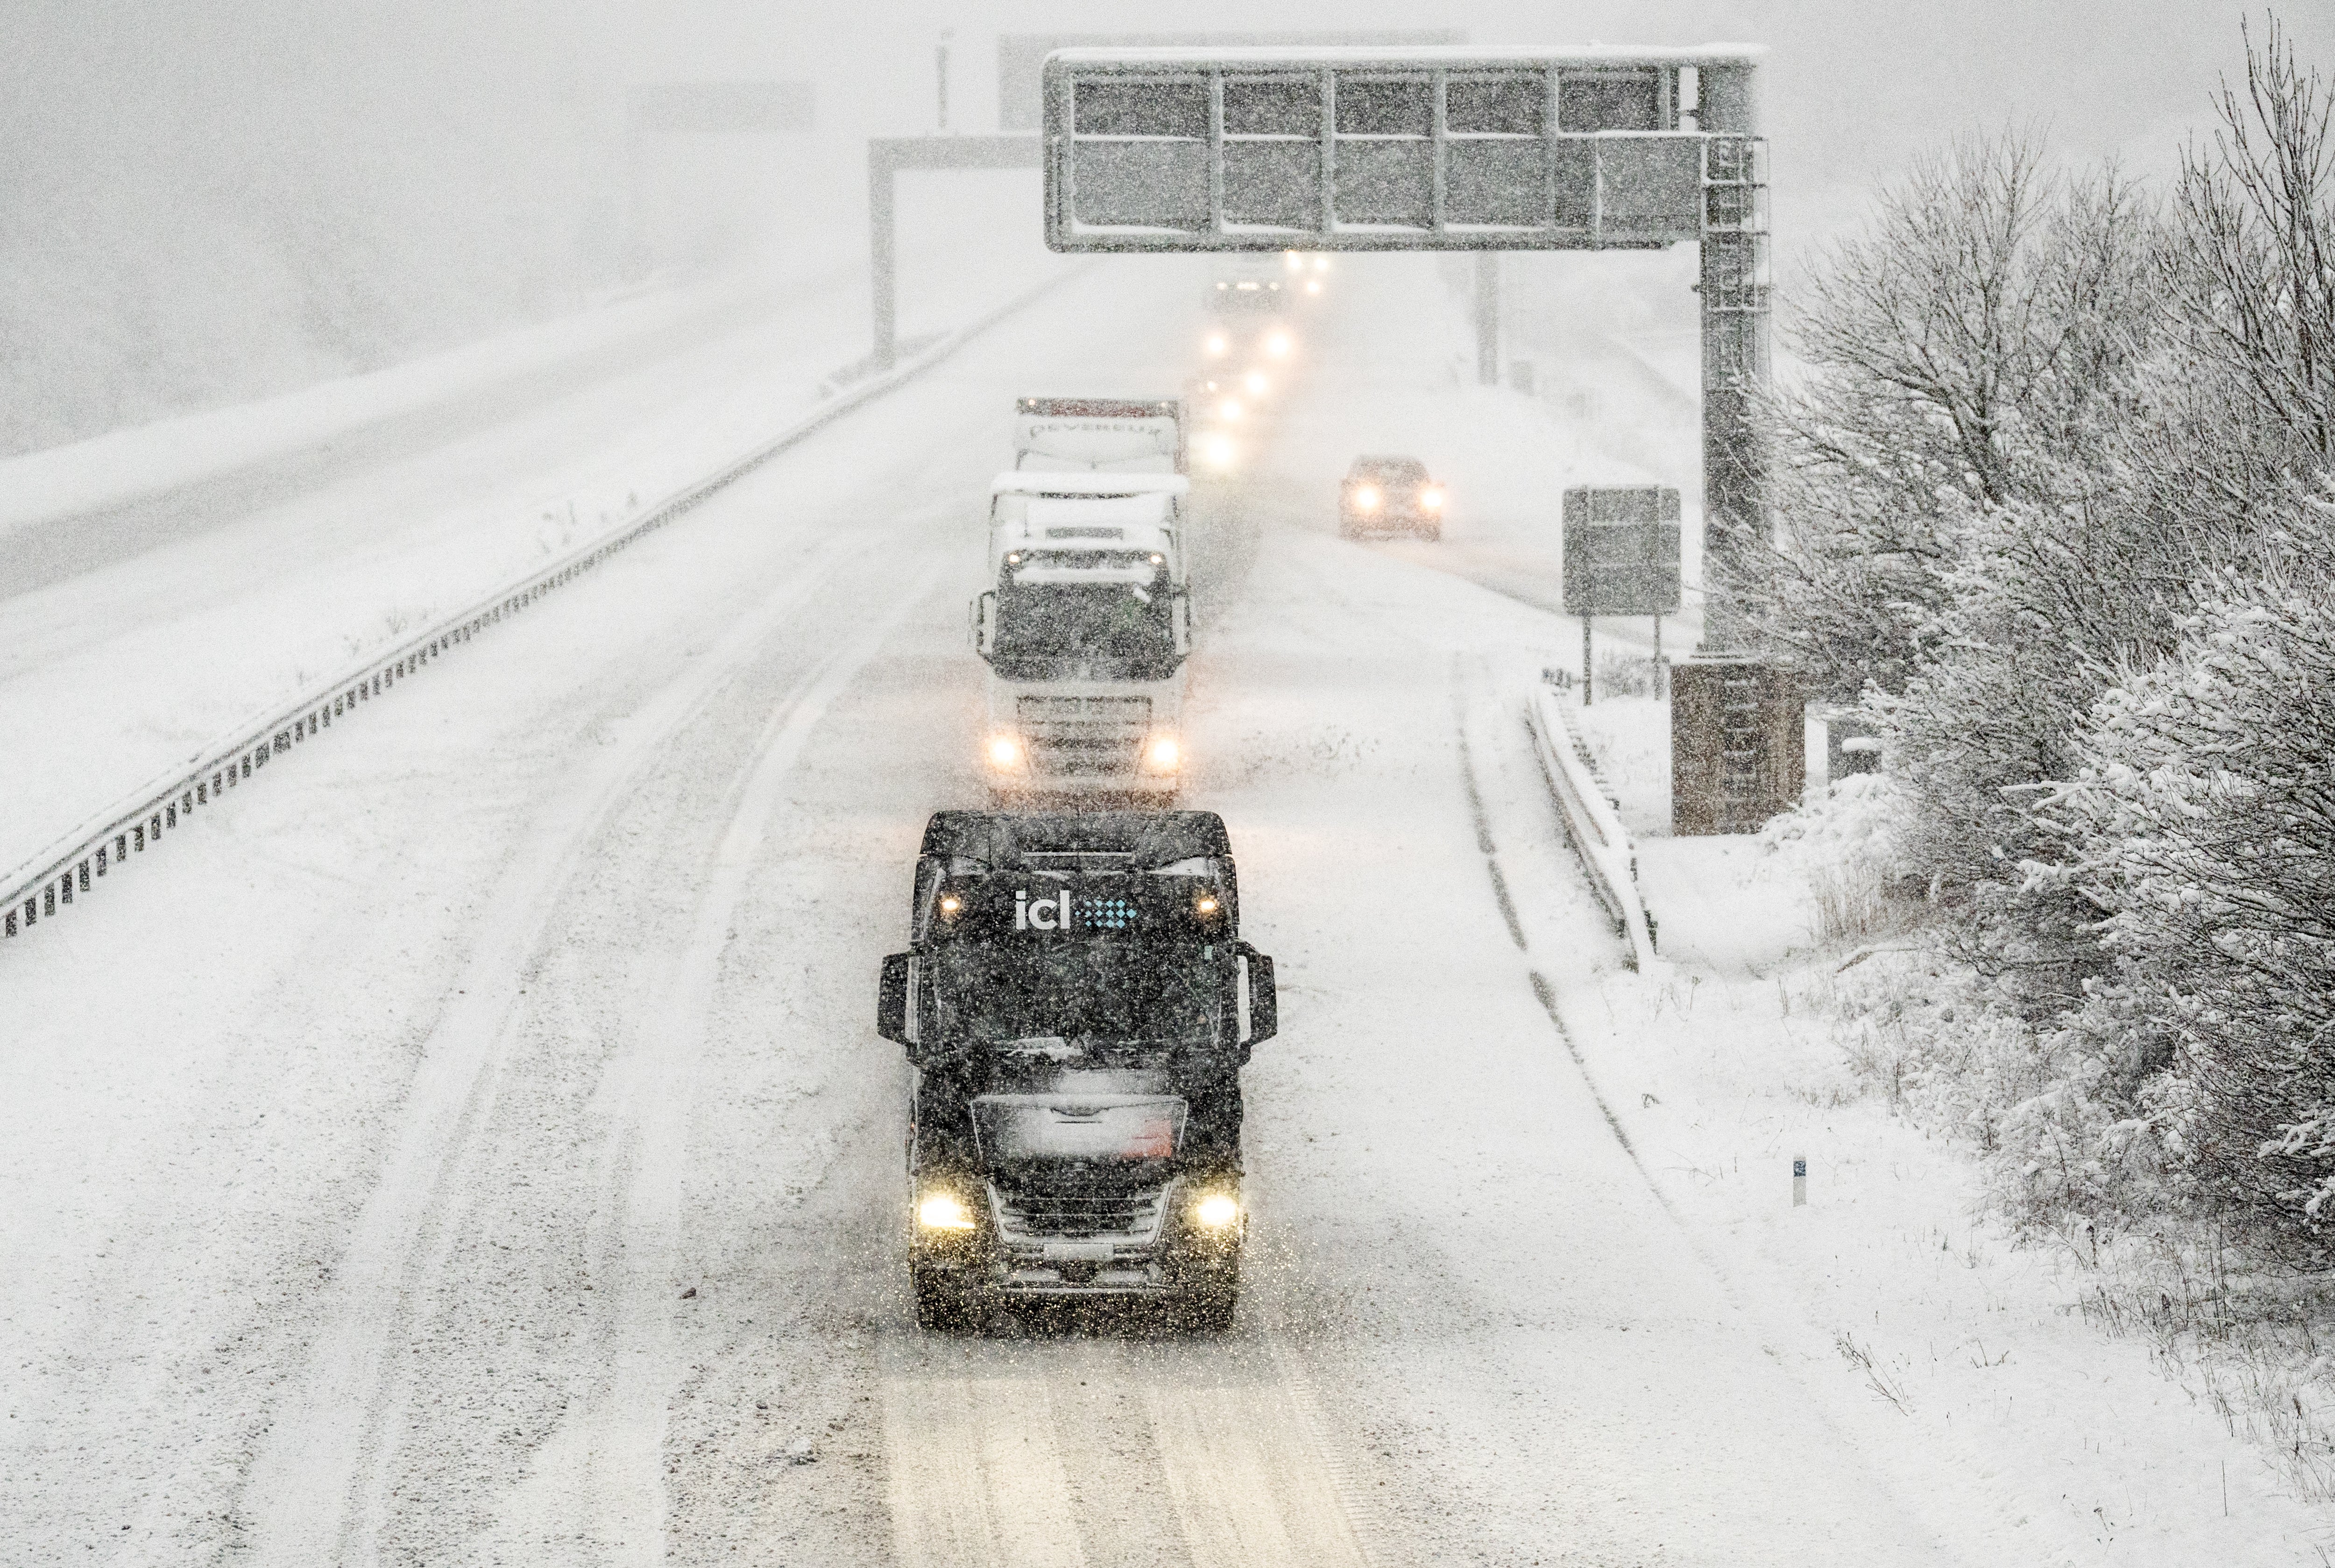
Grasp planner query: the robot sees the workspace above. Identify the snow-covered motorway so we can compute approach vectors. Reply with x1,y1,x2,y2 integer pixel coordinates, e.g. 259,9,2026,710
3,257,1960,1565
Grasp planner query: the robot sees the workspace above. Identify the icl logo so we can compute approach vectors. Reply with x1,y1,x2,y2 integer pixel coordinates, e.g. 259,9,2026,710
1012,890,1139,932
1015,890,1074,931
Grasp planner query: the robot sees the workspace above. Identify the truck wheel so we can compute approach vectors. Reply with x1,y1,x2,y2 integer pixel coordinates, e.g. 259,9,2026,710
1419,523,1442,542
912,1268,974,1334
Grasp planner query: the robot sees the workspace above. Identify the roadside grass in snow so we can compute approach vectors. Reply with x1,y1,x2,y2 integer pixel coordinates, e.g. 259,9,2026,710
2080,1238,2335,1504
1762,783,2335,1519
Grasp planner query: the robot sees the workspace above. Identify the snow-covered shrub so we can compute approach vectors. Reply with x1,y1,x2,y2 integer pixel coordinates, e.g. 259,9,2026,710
2047,571,2335,1251
1762,771,1917,948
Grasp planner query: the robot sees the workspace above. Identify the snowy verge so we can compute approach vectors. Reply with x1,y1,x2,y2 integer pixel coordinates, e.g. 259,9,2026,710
1556,828,2335,1564
0,274,773,539
1,264,1084,939
1524,678,1659,969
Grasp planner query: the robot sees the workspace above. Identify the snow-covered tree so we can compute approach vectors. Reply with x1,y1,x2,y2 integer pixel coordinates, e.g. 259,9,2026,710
2047,546,2335,1248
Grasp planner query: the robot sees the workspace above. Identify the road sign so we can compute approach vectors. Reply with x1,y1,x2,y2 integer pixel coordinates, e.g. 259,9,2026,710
998,32,1465,132
1562,487,1682,618
1040,46,1762,253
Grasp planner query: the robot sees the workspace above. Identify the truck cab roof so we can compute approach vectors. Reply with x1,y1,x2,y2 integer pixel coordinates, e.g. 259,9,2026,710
921,810,1230,868
990,472,1191,498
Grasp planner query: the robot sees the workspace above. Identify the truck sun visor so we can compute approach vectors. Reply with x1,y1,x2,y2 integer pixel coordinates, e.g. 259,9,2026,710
972,1094,1188,1164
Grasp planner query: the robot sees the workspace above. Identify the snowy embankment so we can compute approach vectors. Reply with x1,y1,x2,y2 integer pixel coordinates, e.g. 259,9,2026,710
0,186,1069,888
0,276,751,541
1295,253,2335,1561
1563,689,2335,1562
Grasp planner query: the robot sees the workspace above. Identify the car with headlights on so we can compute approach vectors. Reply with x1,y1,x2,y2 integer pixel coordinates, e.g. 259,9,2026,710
1339,455,1444,540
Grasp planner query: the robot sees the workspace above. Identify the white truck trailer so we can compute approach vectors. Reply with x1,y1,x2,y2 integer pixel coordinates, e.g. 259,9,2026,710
1012,396,1185,475
971,471,1193,801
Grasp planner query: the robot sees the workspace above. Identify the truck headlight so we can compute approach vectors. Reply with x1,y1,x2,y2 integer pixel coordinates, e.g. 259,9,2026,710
1421,487,1444,510
1193,1194,1240,1228
1265,331,1292,357
917,1192,978,1231
1205,332,1228,355
1353,484,1380,510
986,735,1024,769
1145,735,1181,771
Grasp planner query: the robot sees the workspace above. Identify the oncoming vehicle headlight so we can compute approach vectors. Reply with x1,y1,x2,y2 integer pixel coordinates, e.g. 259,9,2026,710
1265,331,1293,358
1421,487,1445,510
986,735,1024,769
1244,370,1267,396
1203,435,1237,470
1145,735,1181,770
1219,398,1243,422
918,1191,978,1231
1353,484,1380,510
1283,250,1302,272
1193,1193,1240,1229
1204,332,1228,355
1305,278,1322,295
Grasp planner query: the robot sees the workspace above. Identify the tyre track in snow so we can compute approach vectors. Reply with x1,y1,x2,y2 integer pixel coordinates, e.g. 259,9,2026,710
491,569,936,1563
875,1327,1374,1568
235,528,903,1566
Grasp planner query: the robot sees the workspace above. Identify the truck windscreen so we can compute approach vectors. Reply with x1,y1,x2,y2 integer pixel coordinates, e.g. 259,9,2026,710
992,581,1178,681
934,941,1225,1047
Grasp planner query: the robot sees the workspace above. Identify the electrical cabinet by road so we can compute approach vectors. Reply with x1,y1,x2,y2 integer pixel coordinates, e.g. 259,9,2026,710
1042,45,1764,253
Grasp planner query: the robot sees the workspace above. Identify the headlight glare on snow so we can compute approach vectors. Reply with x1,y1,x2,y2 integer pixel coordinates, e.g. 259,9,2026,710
986,735,1024,769
1194,1194,1240,1228
1203,435,1237,470
917,1192,978,1231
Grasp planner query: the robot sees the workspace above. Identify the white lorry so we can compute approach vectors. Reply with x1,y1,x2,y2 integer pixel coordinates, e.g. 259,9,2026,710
972,469,1193,801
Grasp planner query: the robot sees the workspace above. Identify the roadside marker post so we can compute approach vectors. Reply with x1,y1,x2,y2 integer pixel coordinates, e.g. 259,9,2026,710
1793,1157,1807,1207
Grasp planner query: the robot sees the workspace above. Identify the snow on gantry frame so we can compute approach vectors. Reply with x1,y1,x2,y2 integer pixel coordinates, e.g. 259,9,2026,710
1042,45,1765,253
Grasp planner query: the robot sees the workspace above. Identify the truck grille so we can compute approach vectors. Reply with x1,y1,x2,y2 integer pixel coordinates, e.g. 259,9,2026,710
991,1186,1168,1247
1017,695,1151,777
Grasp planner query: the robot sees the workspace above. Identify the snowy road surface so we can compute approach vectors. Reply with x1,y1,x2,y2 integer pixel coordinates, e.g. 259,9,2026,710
9,254,1984,1565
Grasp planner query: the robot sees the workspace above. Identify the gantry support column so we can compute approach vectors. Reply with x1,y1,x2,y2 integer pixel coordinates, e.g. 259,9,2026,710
867,135,1042,372
1693,61,1769,653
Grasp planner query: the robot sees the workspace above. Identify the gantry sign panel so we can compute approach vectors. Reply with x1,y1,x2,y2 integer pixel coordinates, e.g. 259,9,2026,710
1042,46,1764,253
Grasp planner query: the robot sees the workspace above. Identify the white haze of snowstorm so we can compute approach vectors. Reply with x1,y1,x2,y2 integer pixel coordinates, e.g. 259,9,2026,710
5,0,2329,456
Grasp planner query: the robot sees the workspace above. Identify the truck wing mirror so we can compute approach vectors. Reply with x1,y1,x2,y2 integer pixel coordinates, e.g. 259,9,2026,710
1172,592,1192,657
1237,943,1276,1047
970,591,997,661
877,953,913,1045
